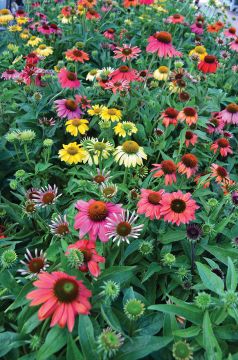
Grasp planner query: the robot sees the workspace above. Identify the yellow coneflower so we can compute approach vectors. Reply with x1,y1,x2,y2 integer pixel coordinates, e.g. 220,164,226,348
189,46,207,61
65,118,89,136
16,17,29,25
100,107,122,122
114,122,138,138
87,104,104,116
153,66,170,81
27,36,43,47
58,142,87,164
20,29,30,40
35,44,53,57
0,9,14,25
8,25,22,32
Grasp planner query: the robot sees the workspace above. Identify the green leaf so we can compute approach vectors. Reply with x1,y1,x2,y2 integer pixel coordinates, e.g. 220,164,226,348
0,332,26,357
115,336,172,360
142,262,161,283
101,305,123,332
78,315,98,360
149,304,202,325
160,230,186,244
98,266,136,284
226,257,238,291
6,282,33,311
173,326,201,338
36,326,67,360
66,334,83,360
202,245,237,265
203,311,222,360
196,262,224,295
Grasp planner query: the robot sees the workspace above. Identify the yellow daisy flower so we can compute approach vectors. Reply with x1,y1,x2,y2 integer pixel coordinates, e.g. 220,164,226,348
65,118,89,136
16,17,29,25
58,142,87,164
27,36,43,47
100,107,122,122
35,44,53,57
114,122,138,138
20,29,30,40
8,25,22,32
87,104,104,116
114,140,147,168
153,66,170,81
0,9,14,25
189,46,207,61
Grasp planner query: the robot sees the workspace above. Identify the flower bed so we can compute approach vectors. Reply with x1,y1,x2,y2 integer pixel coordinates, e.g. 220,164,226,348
0,0,238,359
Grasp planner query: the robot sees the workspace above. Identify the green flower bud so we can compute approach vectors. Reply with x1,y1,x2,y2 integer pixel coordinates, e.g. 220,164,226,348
92,50,98,57
0,209,7,217
75,42,84,48
101,280,120,302
162,253,176,267
18,130,36,142
97,327,124,358
202,223,215,235
207,198,218,208
15,169,26,178
33,92,42,101
5,131,18,143
1,249,17,268
43,139,53,147
30,335,42,351
67,248,84,269
99,120,111,130
172,341,193,360
222,290,238,308
9,179,18,190
174,60,184,69
195,292,211,309
124,299,145,320
139,240,153,255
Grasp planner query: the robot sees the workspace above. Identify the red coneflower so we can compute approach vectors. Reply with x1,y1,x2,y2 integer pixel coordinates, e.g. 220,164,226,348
178,154,198,178
178,107,198,126
206,112,224,134
65,49,89,63
185,131,198,147
210,138,233,157
198,55,218,73
151,160,177,185
146,31,182,58
25,52,40,65
161,107,179,127
110,66,138,83
123,0,138,7
210,164,229,183
160,191,199,226
86,8,101,19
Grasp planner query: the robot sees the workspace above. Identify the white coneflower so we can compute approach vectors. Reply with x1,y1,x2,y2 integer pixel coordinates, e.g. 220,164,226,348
91,168,111,185
32,185,61,207
86,69,99,81
49,215,70,237
82,137,114,165
18,249,48,278
100,182,118,201
105,210,143,245
113,140,147,168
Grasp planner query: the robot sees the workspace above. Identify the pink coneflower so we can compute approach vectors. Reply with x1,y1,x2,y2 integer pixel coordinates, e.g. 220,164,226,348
198,55,218,74
161,107,179,127
65,49,89,63
166,14,184,24
18,249,48,278
75,95,91,110
224,27,237,38
185,131,198,147
109,66,138,82
210,164,229,183
211,138,233,157
160,191,199,226
37,23,53,35
105,210,143,245
1,69,19,80
139,0,154,4
151,160,177,185
190,22,204,35
113,44,141,62
74,199,122,242
58,68,80,89
137,189,165,220
55,98,83,119
219,103,238,125
103,28,116,40
26,271,92,332
105,80,130,94
229,38,238,52
66,239,105,277
50,215,70,237
178,107,198,126
206,113,224,134
146,31,182,58
32,185,61,207
178,154,198,178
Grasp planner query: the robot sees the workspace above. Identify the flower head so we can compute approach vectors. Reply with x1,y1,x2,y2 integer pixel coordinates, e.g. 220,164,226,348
65,118,89,136
59,142,88,164
58,68,80,89
50,215,70,237
33,185,61,207
137,189,165,220
178,154,198,178
18,249,48,278
114,140,147,167
114,122,137,137
55,98,83,119
113,44,141,62
146,31,182,58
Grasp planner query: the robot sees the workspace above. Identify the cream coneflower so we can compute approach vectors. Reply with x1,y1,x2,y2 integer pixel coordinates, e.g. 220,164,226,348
105,211,143,245
83,138,114,164
114,140,147,168
153,66,170,81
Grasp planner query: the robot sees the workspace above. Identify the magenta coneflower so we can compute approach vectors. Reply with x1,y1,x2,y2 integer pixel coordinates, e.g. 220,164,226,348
160,191,199,226
18,249,48,278
110,66,138,83
113,44,141,62
210,138,233,157
37,23,53,34
137,189,165,220
161,107,179,127
139,0,154,4
146,31,182,58
224,27,237,38
185,131,198,147
74,199,122,242
105,80,130,94
230,38,238,52
210,164,229,183
151,160,177,185
178,154,198,178
55,98,83,119
58,68,80,89
50,215,70,237
190,22,204,35
33,185,61,207
219,103,238,125
166,14,184,24
1,69,19,80
26,271,92,332
105,210,143,245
